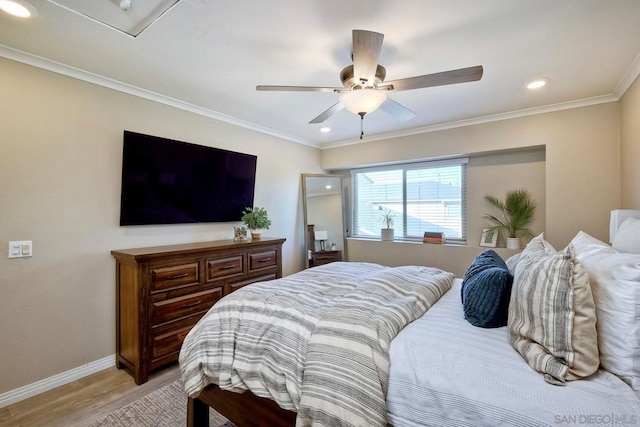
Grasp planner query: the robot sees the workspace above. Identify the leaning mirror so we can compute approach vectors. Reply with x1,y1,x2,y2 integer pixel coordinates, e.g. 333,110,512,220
302,174,346,268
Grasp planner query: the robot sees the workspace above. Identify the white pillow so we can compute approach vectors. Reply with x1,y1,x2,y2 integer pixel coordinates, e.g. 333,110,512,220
612,216,640,254
505,253,521,275
571,231,640,390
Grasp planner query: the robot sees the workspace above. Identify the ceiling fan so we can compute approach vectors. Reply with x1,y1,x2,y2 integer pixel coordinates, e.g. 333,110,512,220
257,29,483,138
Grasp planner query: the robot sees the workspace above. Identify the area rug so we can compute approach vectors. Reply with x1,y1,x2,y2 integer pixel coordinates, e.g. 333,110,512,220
89,380,234,427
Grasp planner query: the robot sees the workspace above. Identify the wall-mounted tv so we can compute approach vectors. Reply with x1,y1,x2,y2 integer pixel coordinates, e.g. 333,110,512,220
119,131,257,226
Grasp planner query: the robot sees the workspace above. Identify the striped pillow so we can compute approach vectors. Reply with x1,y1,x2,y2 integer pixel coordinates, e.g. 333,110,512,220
508,234,599,385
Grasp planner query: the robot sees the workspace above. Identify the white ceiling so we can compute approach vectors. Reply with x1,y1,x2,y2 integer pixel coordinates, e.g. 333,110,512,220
2,0,640,148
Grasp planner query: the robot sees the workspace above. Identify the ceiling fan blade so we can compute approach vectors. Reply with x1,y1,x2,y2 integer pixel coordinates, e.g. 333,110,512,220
352,30,384,85
380,65,484,92
256,85,344,93
309,102,345,124
379,98,416,122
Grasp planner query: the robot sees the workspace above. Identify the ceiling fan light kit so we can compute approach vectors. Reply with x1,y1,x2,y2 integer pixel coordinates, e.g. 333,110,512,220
339,89,387,115
257,29,483,139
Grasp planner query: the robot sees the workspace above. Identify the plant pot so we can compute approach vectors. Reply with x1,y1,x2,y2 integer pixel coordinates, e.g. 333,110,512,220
506,237,520,249
250,230,261,240
381,228,394,241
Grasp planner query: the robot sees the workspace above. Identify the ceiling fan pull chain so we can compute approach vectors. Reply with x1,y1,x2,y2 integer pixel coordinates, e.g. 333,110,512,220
359,112,366,139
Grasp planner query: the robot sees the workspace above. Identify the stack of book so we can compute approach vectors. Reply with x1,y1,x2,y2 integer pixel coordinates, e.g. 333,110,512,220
423,231,445,244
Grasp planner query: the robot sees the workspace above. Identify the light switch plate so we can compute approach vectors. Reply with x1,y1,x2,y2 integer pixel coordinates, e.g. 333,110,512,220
8,240,32,258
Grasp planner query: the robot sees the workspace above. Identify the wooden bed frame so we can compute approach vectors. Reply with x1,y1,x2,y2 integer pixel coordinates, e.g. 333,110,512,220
187,384,296,427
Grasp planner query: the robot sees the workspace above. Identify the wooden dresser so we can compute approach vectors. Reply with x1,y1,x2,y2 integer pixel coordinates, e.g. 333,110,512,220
111,237,286,384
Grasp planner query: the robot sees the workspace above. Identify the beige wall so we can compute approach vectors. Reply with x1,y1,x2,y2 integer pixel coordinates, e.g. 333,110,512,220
467,148,545,248
322,102,620,250
621,76,640,208
347,239,519,278
0,57,322,394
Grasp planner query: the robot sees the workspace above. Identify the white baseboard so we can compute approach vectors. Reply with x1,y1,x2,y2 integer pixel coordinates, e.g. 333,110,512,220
0,355,115,409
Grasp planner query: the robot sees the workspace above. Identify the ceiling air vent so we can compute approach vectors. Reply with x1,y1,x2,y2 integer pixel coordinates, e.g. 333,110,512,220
47,0,181,37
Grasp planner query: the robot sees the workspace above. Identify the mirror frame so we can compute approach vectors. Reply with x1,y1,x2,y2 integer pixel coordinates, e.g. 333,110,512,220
301,173,347,268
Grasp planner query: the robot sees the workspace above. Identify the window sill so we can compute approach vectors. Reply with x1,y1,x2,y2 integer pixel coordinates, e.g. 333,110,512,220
347,236,515,250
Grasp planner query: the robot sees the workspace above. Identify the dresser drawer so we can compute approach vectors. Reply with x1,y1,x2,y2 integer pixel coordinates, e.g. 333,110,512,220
249,250,277,271
226,273,277,294
151,263,200,292
151,288,222,326
207,255,244,280
151,324,194,360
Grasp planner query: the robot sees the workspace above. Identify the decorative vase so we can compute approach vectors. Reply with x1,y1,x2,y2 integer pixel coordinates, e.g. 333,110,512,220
251,230,262,240
506,237,520,249
381,228,394,241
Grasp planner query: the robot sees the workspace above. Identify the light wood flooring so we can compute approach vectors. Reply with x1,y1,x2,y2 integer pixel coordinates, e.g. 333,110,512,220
0,364,181,427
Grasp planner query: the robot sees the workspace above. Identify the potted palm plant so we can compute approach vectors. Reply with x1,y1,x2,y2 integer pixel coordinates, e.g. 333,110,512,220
379,209,396,241
241,206,271,240
484,189,536,249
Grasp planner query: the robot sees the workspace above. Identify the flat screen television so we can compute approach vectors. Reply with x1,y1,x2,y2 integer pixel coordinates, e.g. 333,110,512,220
119,131,257,226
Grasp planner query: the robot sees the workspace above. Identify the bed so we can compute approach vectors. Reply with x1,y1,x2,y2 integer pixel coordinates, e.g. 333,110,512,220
179,212,640,426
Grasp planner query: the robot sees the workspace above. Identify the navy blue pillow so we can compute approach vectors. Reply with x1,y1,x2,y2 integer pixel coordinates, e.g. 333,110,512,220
461,249,513,328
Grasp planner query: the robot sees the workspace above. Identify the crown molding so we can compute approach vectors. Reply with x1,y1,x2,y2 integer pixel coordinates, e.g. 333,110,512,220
318,94,619,150
0,44,317,148
2,44,635,152
614,50,640,99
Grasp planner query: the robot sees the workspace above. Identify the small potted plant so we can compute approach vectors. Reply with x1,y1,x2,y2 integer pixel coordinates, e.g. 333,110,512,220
379,209,395,241
484,189,536,249
241,206,271,240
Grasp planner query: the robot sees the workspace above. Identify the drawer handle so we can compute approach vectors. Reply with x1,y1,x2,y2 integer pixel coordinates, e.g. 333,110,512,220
219,264,237,270
181,300,202,309
257,257,272,263
167,273,189,280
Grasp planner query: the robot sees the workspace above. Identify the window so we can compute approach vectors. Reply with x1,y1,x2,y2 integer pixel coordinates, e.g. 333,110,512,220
351,159,467,243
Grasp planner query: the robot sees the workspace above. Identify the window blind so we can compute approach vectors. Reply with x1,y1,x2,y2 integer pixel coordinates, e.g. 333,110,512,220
351,159,467,243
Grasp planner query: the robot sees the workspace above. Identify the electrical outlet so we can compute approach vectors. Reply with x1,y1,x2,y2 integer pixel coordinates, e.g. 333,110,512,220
8,240,32,258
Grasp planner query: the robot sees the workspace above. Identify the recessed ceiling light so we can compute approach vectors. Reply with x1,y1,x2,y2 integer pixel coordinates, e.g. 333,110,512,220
325,185,332,190
320,127,331,133
526,79,547,90
0,0,37,18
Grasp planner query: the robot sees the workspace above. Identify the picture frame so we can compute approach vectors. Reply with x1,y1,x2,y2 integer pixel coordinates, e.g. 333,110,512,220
233,226,248,242
480,228,498,247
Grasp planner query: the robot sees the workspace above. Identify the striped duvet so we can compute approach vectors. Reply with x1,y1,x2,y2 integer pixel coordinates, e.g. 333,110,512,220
179,261,453,427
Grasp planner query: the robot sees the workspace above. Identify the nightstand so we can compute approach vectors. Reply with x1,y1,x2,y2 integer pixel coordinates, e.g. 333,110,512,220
310,250,342,267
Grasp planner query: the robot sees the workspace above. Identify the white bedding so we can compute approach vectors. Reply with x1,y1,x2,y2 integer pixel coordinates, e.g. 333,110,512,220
387,279,640,426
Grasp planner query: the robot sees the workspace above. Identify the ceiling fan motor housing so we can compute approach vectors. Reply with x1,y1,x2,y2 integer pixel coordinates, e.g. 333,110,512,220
340,64,387,89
